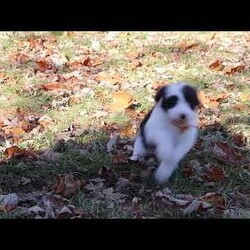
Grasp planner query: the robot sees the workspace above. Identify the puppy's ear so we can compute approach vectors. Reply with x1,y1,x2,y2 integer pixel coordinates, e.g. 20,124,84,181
155,86,167,102
182,85,200,110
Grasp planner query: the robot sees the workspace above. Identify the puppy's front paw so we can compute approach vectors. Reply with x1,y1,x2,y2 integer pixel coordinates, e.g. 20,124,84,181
130,155,139,161
154,165,173,184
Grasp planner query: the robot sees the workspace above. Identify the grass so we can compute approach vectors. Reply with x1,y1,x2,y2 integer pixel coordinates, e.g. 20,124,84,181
0,32,249,218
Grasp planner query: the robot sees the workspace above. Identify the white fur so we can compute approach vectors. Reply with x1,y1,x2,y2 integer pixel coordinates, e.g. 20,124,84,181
130,82,199,184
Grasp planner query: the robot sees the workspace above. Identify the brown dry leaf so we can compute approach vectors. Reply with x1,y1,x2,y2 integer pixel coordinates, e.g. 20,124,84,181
11,127,26,137
130,59,143,69
16,107,27,121
232,133,246,147
112,154,128,164
126,51,144,60
53,174,84,198
82,57,92,66
4,145,26,159
233,104,244,111
210,93,229,102
36,59,52,72
209,59,223,71
151,81,167,91
125,108,140,119
68,95,80,105
213,142,241,164
210,33,217,40
28,37,43,50
178,40,200,52
120,124,136,138
66,31,76,37
0,72,6,80
38,115,53,129
66,61,82,70
151,51,163,58
198,91,219,109
108,91,134,112
9,53,29,65
182,167,195,177
223,65,245,75
204,166,225,182
41,82,65,91
21,120,31,132
199,193,225,209
94,72,123,85
182,200,212,215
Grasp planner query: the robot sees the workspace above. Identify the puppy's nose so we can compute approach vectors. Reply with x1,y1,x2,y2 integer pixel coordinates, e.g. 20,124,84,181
180,114,186,120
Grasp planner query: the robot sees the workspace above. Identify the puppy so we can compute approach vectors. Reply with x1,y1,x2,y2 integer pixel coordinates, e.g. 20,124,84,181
130,82,200,184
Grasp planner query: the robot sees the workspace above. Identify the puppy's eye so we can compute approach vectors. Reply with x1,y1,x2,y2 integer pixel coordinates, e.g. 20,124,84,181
161,96,178,110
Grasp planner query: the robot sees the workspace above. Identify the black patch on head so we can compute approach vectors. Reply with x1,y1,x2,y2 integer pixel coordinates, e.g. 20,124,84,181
155,86,167,102
161,95,178,111
182,85,200,110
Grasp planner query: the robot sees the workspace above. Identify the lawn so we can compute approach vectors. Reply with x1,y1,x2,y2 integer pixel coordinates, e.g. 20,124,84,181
0,32,249,218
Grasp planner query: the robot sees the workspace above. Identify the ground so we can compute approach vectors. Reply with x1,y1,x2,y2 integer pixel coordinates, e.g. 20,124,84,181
0,32,249,218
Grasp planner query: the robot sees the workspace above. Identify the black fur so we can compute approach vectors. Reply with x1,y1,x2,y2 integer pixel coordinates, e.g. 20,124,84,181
182,85,200,110
161,95,178,111
155,86,167,102
140,109,153,148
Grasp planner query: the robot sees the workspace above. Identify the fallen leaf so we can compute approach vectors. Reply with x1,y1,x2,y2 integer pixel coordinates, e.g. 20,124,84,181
38,115,53,128
204,166,225,182
41,82,65,91
4,145,26,159
130,59,143,69
0,72,6,80
119,124,136,138
210,93,229,102
9,53,29,65
108,91,134,111
209,59,223,71
182,167,195,177
112,154,128,164
198,91,220,109
223,65,245,75
126,51,145,60
28,37,43,50
232,133,247,147
11,126,26,137
212,142,241,164
183,199,212,215
178,40,200,52
0,193,19,212
232,104,246,111
66,31,76,37
151,51,163,58
36,59,53,72
199,193,225,209
53,174,83,198
151,81,167,91
21,120,31,132
56,206,73,219
94,72,123,85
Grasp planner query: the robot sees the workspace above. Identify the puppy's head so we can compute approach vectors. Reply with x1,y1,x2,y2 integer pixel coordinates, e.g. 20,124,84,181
155,82,200,130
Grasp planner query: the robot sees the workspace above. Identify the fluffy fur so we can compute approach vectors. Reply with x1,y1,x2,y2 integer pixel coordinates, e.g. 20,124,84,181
130,82,200,184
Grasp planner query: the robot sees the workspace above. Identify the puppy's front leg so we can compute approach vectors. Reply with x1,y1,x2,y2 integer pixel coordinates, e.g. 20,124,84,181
130,135,147,161
154,142,176,184
155,159,177,184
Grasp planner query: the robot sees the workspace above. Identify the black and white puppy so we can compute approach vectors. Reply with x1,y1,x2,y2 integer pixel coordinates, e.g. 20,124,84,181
130,82,200,184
